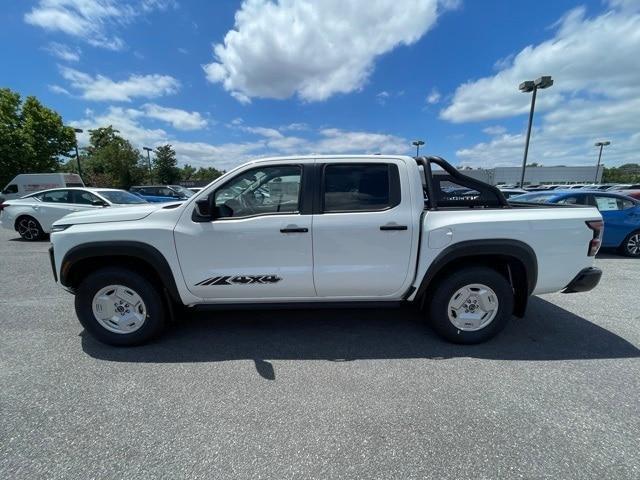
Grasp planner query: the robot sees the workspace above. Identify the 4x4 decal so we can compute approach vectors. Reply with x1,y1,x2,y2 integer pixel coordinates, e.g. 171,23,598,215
195,275,282,286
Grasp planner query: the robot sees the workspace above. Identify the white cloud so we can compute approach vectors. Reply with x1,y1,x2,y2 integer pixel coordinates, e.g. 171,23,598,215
310,128,408,155
48,84,70,95
141,103,208,130
280,122,308,131
448,2,640,167
60,67,180,102
441,4,640,123
44,42,81,62
456,129,640,168
426,88,441,105
204,0,454,102
376,91,390,105
71,107,411,169
482,125,506,136
70,106,168,148
24,0,174,50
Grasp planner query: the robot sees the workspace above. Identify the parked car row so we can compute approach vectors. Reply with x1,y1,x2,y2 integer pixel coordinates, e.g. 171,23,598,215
510,190,640,257
0,180,197,241
0,188,148,240
498,183,640,192
129,185,195,202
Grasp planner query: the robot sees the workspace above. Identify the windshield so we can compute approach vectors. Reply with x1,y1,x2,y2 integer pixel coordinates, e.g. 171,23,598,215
99,190,148,204
169,185,195,198
509,192,559,203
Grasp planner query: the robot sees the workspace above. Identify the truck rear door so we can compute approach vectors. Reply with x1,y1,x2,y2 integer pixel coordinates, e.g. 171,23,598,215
312,160,415,298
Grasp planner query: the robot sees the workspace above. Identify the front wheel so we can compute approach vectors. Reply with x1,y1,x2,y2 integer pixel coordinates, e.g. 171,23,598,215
619,230,640,257
75,267,166,346
426,267,514,344
16,216,44,241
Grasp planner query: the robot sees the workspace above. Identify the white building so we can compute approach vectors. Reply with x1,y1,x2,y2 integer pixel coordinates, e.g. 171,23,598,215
460,166,601,186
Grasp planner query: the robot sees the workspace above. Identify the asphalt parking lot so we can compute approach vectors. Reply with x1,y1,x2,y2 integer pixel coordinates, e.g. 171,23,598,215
0,227,638,480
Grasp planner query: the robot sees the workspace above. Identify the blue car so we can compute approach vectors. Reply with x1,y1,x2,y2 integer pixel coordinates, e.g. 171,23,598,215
511,190,640,257
129,185,195,203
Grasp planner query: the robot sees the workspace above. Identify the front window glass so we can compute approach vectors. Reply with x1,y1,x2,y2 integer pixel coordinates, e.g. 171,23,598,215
3,184,18,194
71,190,101,205
99,190,148,204
214,165,301,218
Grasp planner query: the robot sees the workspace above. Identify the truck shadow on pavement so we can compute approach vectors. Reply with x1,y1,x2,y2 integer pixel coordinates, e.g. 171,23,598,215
82,297,639,377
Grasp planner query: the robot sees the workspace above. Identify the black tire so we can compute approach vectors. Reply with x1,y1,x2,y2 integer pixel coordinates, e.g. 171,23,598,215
619,230,640,257
426,266,514,344
16,216,45,241
75,267,166,346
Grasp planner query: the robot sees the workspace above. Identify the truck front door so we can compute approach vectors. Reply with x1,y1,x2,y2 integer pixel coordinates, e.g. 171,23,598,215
175,162,316,300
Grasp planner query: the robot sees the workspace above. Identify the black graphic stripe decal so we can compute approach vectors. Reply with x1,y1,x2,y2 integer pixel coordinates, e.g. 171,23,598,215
196,275,282,286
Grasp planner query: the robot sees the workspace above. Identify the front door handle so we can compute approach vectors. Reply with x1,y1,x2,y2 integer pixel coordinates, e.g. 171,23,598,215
280,227,309,233
380,225,408,231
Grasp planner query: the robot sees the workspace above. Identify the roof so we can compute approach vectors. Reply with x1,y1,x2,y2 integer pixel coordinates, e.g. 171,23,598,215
248,154,412,164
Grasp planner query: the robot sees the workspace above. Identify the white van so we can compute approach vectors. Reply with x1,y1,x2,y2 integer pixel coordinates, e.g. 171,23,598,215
0,173,84,201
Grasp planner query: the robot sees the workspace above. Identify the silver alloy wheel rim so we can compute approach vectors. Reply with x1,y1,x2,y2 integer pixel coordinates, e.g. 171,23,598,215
92,285,147,334
447,283,499,332
18,218,40,240
627,233,640,256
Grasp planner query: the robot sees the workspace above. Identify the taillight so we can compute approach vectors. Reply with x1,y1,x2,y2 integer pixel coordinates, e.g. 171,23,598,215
586,220,604,256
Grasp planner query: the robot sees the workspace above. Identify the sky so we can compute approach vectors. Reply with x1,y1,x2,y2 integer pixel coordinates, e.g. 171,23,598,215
2,0,639,171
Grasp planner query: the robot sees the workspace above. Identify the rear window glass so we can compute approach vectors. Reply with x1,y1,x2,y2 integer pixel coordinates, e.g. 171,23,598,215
323,164,397,212
595,196,620,211
41,190,70,203
509,192,556,203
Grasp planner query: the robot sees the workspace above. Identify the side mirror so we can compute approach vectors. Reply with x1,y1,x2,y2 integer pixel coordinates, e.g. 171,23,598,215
92,199,108,207
195,198,212,217
213,204,233,219
193,196,233,222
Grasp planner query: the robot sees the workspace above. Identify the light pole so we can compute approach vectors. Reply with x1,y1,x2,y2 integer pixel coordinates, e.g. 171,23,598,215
143,147,153,182
412,140,425,157
594,141,610,184
68,127,83,178
518,76,553,187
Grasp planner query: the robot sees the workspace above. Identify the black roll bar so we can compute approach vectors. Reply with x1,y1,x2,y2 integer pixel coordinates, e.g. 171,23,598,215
415,156,509,210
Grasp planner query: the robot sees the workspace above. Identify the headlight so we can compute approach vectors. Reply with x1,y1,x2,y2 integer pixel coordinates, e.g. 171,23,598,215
51,224,72,232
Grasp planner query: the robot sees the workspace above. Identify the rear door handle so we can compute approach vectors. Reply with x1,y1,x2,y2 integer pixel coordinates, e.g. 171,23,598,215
280,227,309,233
380,225,408,231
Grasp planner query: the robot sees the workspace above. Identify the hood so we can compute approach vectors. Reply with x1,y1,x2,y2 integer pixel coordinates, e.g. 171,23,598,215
53,203,164,226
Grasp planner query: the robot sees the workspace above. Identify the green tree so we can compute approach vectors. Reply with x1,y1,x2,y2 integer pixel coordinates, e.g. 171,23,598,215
192,166,224,182
153,144,180,184
0,88,75,186
81,126,146,188
602,164,640,183
179,163,197,181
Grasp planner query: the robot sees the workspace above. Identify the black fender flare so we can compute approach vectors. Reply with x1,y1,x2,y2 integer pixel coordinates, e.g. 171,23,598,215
414,239,538,304
60,241,182,304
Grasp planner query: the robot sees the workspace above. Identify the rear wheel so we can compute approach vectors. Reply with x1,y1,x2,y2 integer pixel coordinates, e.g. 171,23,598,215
620,230,640,257
426,267,514,344
75,267,166,346
16,216,44,241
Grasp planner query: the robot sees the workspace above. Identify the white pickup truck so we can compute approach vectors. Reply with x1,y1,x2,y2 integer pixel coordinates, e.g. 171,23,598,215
49,155,603,346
